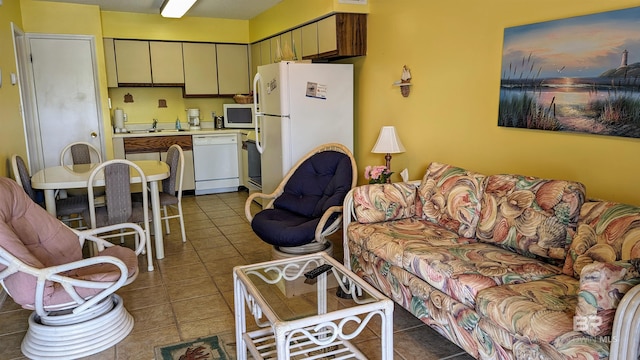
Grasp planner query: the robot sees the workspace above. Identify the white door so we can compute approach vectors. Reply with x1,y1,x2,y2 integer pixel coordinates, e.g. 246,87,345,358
27,35,103,170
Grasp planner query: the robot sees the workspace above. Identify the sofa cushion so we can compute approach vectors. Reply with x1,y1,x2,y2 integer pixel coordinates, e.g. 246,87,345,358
563,201,640,278
476,274,579,343
353,182,417,224
403,242,563,308
347,217,468,268
416,162,487,239
476,174,586,264
575,260,640,337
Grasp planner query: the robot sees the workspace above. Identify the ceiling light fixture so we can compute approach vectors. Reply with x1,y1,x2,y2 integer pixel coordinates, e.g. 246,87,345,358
160,0,197,18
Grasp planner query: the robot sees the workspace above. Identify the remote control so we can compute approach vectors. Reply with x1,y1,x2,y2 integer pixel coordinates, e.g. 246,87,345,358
304,264,333,279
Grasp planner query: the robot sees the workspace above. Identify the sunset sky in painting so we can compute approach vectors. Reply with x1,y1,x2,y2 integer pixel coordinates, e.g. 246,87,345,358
501,6,640,79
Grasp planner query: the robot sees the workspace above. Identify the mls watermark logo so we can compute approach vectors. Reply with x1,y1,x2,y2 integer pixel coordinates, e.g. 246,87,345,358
573,315,602,333
573,315,618,343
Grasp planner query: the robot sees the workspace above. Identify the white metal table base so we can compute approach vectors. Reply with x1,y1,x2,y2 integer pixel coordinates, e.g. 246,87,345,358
233,253,394,360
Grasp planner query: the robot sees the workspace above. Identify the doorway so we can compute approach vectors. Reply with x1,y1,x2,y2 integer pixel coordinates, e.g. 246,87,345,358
21,34,104,171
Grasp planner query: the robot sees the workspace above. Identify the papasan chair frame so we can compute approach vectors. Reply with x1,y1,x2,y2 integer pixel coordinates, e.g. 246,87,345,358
244,143,357,255
0,177,146,359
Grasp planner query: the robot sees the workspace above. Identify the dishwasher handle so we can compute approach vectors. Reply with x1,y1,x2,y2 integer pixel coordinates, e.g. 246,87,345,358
193,135,237,146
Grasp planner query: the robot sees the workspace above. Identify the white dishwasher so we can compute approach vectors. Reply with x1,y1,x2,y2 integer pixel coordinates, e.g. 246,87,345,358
192,134,240,195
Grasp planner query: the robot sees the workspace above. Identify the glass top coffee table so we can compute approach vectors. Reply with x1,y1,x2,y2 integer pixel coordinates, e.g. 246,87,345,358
233,251,394,359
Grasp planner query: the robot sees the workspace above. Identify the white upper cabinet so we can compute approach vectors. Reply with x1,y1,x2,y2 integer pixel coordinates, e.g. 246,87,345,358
183,42,218,96
301,22,318,59
317,15,338,55
114,40,152,84
217,44,250,95
149,41,184,85
103,38,118,88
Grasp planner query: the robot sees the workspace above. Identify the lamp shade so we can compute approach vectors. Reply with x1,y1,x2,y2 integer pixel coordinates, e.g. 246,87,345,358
161,0,197,18
371,126,406,154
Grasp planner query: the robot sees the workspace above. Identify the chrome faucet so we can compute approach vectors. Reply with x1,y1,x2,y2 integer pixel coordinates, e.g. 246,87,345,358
152,118,158,130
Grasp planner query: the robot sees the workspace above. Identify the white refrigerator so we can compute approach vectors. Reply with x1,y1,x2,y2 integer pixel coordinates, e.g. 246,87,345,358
253,61,354,195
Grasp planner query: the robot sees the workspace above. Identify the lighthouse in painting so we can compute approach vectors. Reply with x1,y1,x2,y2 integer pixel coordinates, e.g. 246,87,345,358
620,49,628,68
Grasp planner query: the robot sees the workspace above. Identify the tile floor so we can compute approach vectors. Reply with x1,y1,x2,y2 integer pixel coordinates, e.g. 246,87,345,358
0,190,473,360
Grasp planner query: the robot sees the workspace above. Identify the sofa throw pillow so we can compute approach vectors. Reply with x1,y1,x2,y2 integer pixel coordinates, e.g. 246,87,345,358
575,260,640,337
416,162,487,238
476,174,586,263
563,201,640,278
354,182,417,224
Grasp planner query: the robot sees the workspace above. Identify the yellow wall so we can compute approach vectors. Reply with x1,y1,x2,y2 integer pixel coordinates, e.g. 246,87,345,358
249,0,370,42
19,0,115,158
4,0,640,206
358,0,640,205
0,0,25,178
101,11,249,43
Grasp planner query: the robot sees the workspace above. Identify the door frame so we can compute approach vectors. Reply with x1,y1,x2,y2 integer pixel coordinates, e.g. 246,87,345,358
21,33,105,172
11,23,40,173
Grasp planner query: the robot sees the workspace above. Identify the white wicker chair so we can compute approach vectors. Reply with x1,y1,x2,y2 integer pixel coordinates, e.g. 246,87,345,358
0,177,146,359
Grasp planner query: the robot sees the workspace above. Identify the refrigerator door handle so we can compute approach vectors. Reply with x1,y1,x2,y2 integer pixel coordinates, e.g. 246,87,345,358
253,72,264,154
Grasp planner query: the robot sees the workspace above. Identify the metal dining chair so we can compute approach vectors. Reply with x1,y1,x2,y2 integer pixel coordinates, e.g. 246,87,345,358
11,154,89,229
84,159,154,271
160,144,186,243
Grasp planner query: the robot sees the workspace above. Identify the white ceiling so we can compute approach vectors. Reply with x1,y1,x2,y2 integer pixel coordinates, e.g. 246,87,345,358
35,0,283,20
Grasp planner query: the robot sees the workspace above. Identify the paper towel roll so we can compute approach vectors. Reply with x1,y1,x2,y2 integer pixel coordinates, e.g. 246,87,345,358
114,109,124,129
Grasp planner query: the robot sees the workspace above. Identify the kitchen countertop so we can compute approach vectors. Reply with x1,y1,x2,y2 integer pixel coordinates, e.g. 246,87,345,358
112,128,249,138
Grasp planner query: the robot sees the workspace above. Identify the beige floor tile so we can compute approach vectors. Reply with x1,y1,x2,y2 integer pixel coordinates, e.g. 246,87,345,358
166,276,220,302
122,267,165,291
212,215,248,226
129,303,176,333
190,234,231,251
197,245,242,262
217,222,253,236
0,331,27,360
116,325,180,360
210,273,235,292
186,227,223,240
156,248,201,269
161,261,209,283
0,308,30,335
177,311,236,339
172,294,232,324
204,255,248,275
119,284,169,311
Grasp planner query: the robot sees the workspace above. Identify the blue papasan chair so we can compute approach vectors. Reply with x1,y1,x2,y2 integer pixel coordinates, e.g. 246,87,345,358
245,143,357,256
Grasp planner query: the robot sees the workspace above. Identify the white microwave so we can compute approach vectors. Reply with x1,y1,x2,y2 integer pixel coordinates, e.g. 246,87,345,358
223,104,255,129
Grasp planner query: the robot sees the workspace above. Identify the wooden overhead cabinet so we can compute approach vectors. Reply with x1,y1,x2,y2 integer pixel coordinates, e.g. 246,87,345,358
149,41,184,85
317,13,367,59
183,42,218,96
114,40,152,85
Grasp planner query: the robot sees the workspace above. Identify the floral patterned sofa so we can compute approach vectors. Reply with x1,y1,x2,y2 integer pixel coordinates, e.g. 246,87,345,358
343,162,640,360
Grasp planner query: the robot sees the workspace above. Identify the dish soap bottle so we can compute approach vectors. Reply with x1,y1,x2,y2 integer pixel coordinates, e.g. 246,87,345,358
175,117,181,130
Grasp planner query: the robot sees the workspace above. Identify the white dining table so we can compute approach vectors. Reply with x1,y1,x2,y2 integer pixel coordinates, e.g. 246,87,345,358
31,160,170,260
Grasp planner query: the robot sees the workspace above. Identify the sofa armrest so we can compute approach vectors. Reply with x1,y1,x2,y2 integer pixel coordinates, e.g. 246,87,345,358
342,180,420,269
610,283,640,360
577,261,640,336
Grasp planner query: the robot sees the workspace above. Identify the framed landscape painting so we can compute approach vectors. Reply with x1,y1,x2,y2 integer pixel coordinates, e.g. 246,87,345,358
498,6,640,139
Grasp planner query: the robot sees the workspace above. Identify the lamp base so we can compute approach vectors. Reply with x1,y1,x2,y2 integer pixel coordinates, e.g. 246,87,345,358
385,153,392,183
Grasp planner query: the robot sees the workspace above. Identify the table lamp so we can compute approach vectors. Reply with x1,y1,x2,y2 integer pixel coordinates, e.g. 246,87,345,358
371,126,406,182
